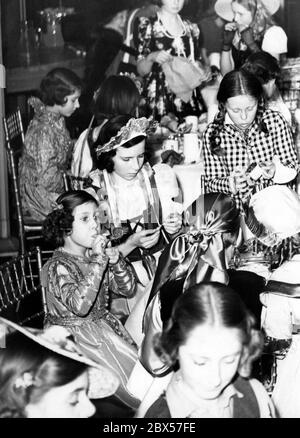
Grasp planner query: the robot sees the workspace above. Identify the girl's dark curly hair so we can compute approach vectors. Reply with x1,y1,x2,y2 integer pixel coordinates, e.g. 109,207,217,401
39,68,82,106
0,331,87,418
209,69,268,156
42,190,98,248
94,114,146,173
153,282,263,378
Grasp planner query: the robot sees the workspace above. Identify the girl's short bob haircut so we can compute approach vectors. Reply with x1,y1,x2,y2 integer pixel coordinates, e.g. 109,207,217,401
154,282,263,378
39,68,83,106
42,190,98,248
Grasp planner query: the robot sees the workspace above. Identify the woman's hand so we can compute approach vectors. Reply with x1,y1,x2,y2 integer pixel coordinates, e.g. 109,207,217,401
163,213,182,235
152,50,173,65
240,27,260,52
223,22,237,51
130,228,161,249
105,244,120,265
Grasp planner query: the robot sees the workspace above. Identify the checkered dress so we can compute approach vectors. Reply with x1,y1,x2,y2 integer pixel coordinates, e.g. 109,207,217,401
203,109,299,211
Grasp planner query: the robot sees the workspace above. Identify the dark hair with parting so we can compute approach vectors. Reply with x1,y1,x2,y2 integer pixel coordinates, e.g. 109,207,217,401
153,282,263,378
209,69,268,155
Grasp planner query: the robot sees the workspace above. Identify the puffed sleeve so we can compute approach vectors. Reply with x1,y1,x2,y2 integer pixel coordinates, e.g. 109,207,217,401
270,112,299,171
261,26,287,56
108,256,137,298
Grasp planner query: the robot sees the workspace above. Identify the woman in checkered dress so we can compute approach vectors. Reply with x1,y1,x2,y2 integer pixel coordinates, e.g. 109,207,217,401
203,69,299,212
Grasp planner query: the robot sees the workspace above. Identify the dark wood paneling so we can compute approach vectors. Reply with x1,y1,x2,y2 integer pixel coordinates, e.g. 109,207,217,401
284,0,300,56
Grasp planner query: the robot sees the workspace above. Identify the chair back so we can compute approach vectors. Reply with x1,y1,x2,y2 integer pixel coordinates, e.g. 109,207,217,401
3,108,25,146
62,171,93,191
3,109,26,254
0,246,47,328
3,108,45,254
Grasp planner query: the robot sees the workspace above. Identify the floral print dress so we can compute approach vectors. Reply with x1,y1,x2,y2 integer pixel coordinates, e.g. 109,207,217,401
19,97,73,222
135,14,206,121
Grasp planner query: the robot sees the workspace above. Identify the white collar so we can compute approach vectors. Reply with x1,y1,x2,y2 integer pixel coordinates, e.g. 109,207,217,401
166,371,243,418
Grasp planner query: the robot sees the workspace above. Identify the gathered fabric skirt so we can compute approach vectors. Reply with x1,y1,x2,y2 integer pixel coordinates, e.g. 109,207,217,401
49,316,140,409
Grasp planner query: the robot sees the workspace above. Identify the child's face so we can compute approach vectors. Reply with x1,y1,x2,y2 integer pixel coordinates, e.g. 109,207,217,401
112,140,145,181
26,371,96,418
69,202,100,250
231,2,252,29
161,0,185,15
58,90,81,118
225,94,258,131
178,325,243,400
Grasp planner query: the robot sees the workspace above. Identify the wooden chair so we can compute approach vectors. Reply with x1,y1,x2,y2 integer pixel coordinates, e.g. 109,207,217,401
0,246,47,328
3,108,43,254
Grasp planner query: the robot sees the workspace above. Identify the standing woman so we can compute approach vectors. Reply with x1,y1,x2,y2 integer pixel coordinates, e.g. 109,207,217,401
19,68,82,221
215,0,287,75
135,0,207,121
203,69,299,212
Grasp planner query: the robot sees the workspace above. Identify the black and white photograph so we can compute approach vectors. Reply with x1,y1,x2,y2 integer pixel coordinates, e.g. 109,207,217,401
0,0,300,423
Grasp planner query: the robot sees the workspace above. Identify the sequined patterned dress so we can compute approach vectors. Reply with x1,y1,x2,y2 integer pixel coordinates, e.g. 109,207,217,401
19,97,73,221
41,248,139,409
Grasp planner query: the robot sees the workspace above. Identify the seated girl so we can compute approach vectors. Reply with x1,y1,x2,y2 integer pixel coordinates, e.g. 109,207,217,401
0,318,119,418
92,115,182,321
142,282,275,418
203,69,298,213
139,192,267,377
41,190,140,410
19,68,82,221
71,74,142,180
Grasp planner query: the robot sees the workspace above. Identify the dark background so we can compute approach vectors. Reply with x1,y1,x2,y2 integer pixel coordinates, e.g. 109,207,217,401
2,0,300,57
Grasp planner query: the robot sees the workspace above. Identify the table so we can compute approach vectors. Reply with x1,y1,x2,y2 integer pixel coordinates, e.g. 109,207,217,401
6,46,85,94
